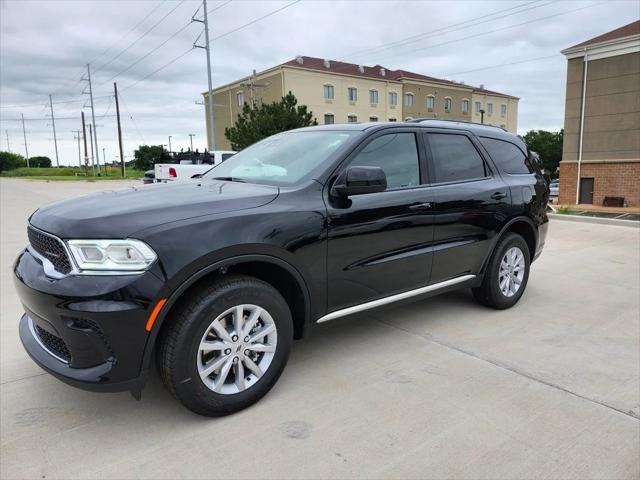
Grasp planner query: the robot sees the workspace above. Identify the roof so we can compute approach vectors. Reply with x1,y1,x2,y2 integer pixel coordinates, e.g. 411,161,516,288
281,56,515,97
566,20,640,50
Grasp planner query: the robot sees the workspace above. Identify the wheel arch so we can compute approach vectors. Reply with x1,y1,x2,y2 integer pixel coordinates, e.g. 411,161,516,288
480,216,538,275
140,254,311,375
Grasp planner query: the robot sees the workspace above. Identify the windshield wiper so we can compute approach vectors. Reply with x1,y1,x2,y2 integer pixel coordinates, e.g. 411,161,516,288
210,176,247,183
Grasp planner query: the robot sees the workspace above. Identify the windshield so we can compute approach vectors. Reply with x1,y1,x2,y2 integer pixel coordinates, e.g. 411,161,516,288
203,131,354,186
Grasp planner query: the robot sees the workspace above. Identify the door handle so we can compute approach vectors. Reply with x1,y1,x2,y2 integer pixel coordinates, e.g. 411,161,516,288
409,202,432,210
491,192,508,200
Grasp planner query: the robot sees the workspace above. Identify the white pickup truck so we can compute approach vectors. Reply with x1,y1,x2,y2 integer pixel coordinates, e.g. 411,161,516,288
154,150,236,182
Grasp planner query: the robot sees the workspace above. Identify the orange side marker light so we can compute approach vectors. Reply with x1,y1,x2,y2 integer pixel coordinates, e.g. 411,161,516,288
145,298,167,332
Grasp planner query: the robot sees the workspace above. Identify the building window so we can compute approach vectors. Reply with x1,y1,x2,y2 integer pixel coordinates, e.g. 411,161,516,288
369,89,379,104
487,103,493,114
444,97,452,113
462,99,469,114
475,101,481,113
348,87,357,102
389,92,398,106
323,84,334,100
389,118,397,122
348,115,358,123
324,114,335,124
501,104,507,117
369,116,378,122
237,91,245,106
426,95,435,111
404,93,414,107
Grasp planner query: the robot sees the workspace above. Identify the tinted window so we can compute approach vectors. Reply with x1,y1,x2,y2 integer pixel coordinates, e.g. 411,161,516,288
349,133,420,189
479,137,532,174
427,133,486,183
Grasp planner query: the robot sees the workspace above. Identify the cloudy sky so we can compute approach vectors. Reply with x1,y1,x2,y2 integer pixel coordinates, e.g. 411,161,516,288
1,0,638,166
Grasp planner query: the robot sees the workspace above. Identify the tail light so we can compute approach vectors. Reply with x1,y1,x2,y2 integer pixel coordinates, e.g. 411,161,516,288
168,167,177,178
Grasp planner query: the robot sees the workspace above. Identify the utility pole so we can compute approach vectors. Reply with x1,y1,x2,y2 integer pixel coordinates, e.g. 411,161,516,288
188,133,195,151
88,123,95,173
72,130,82,167
192,0,216,151
168,135,172,153
102,147,106,170
83,64,100,173
81,112,89,170
114,82,125,177
48,94,60,167
21,113,29,167
5,130,10,153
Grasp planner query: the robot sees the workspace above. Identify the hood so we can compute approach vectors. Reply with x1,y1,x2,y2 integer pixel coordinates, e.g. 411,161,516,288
29,180,279,238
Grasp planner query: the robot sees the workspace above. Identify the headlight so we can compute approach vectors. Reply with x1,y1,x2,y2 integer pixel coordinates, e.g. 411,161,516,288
67,239,157,273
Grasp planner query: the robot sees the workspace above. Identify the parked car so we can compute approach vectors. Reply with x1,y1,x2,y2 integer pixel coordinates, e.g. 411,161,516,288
142,169,155,184
14,120,548,416
154,150,236,182
549,179,559,197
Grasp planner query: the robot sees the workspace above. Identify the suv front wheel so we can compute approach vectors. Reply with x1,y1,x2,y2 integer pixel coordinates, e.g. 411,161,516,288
157,274,293,416
472,232,531,309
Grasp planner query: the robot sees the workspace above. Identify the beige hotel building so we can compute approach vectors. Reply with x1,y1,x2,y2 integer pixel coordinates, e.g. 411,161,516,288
205,56,519,150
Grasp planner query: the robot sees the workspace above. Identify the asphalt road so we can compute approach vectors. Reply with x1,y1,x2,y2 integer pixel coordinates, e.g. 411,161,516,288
1,178,639,479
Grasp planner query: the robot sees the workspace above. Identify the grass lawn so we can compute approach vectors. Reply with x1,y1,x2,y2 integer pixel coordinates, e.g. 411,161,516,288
1,167,145,180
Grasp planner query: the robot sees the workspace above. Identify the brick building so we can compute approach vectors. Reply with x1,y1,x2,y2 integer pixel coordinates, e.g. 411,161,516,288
559,21,640,207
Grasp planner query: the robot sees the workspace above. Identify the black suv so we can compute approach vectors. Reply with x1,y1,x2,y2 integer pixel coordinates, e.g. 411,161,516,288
14,120,548,416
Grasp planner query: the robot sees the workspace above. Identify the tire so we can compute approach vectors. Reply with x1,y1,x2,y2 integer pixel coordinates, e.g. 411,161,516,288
472,233,531,310
157,274,293,416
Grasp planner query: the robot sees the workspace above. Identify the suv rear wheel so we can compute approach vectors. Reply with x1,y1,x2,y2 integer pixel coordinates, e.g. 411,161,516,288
157,274,293,416
472,232,530,309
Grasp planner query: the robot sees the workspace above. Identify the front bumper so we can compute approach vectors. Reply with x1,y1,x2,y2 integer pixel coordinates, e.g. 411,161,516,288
14,248,165,392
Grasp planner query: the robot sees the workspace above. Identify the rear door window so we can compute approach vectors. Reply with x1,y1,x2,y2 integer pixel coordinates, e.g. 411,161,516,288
426,133,487,183
479,137,533,174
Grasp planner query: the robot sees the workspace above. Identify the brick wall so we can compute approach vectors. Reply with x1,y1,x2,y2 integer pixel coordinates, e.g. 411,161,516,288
558,161,640,206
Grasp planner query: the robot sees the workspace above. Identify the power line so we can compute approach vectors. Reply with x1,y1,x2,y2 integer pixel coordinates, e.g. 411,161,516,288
1,95,112,109
93,0,186,75
371,1,607,64
440,54,560,77
121,47,194,92
342,0,546,61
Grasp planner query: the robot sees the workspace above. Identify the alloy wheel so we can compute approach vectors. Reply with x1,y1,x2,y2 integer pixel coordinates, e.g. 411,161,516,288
498,246,525,298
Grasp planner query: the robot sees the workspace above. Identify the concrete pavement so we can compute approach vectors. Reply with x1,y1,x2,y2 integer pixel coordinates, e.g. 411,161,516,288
1,178,638,479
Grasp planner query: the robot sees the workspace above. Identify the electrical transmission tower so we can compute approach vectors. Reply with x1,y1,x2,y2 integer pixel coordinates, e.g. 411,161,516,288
48,94,60,167
192,0,216,151
82,64,101,173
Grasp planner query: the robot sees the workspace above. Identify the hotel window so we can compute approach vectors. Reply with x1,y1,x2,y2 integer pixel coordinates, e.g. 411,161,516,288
462,99,470,114
426,95,435,111
348,87,358,102
237,91,245,106
444,97,452,113
404,93,414,107
501,104,507,117
487,103,493,114
369,116,378,122
389,92,398,106
389,118,397,122
323,84,334,99
369,89,379,104
475,101,481,113
347,115,358,123
324,114,335,124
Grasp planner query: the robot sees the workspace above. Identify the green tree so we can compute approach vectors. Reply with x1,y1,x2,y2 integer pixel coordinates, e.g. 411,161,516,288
522,129,563,177
225,92,317,150
133,145,169,171
0,151,26,172
28,156,52,168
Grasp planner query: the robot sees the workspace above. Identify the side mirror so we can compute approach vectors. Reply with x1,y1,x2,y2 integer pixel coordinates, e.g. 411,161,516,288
332,166,387,197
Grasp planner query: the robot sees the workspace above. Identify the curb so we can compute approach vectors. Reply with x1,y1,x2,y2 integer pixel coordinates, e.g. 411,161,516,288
549,213,639,228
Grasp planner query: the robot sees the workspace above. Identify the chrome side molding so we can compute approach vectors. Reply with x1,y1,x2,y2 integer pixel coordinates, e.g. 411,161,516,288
316,274,476,323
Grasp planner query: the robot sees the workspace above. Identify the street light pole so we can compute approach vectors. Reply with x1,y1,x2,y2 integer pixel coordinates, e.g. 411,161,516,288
188,133,195,151
168,135,172,153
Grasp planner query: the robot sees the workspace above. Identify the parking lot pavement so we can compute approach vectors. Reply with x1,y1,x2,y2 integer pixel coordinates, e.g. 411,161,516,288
1,178,639,480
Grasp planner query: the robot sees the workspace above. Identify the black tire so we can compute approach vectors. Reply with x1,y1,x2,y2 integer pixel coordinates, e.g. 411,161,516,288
157,274,293,416
472,233,531,309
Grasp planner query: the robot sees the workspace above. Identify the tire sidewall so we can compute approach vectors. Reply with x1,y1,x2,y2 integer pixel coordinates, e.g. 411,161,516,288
172,280,292,415
486,233,531,309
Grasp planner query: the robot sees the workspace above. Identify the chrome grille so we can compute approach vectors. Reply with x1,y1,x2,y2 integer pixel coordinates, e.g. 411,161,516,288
27,226,73,274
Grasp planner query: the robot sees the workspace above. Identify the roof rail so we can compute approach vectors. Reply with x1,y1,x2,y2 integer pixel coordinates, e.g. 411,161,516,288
409,118,507,132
